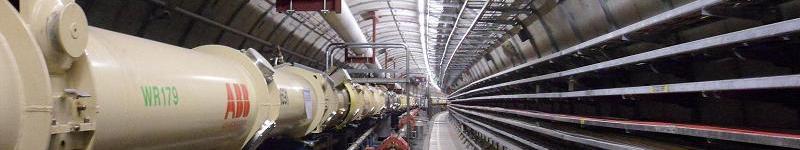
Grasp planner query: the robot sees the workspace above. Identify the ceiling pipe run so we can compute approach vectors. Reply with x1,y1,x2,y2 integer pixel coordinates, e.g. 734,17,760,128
320,0,383,70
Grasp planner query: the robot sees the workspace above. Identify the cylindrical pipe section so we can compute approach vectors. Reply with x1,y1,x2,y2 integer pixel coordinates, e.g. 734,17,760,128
321,0,371,56
271,65,333,138
0,1,408,148
0,2,53,149
321,1,384,71
76,27,280,149
341,82,366,124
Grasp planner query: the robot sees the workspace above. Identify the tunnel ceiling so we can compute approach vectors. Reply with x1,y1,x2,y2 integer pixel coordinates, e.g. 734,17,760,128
75,0,550,91
78,0,361,70
348,0,428,76
425,0,550,88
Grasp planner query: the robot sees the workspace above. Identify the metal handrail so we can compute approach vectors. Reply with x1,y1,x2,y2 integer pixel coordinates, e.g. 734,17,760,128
324,43,413,104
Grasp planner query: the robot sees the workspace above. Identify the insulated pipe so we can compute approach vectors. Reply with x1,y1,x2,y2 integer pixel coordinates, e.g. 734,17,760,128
321,0,370,56
347,125,378,150
271,64,335,138
7,1,286,149
83,28,281,149
2,1,410,149
321,1,383,70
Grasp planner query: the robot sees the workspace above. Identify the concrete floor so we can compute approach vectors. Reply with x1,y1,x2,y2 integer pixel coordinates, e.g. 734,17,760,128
424,112,466,150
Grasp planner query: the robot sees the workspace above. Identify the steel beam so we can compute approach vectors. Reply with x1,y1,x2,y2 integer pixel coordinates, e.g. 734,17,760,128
448,0,733,98
456,74,800,102
437,0,471,68
451,104,800,149
345,69,403,74
351,78,410,83
450,107,647,150
442,0,492,85
449,109,532,150
454,17,800,98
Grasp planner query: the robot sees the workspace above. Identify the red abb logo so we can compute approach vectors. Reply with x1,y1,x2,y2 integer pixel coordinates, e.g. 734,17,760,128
225,83,250,119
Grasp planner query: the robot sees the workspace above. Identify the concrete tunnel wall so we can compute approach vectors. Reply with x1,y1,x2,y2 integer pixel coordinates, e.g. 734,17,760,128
78,0,342,69
450,0,800,90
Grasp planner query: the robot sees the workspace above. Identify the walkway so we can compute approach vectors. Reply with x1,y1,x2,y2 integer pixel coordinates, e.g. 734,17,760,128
425,112,466,150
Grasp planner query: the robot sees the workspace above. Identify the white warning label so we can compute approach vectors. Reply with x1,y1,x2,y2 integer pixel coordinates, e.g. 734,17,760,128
303,89,313,120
